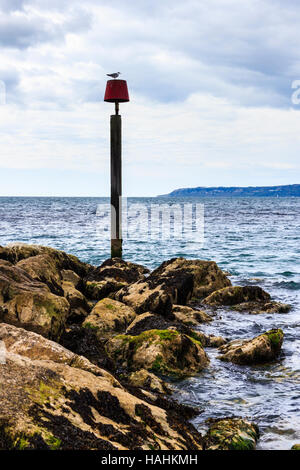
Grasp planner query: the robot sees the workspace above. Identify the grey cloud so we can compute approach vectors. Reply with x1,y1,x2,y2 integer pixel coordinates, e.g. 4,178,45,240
0,6,91,49
0,0,25,12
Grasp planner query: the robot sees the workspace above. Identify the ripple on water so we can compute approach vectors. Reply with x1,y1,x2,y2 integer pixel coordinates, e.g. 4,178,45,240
0,196,299,449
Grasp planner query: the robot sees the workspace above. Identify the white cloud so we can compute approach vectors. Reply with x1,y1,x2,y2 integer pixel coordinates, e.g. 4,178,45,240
0,0,299,195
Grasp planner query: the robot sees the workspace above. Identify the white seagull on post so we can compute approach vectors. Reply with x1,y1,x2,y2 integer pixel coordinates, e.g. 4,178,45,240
107,72,121,79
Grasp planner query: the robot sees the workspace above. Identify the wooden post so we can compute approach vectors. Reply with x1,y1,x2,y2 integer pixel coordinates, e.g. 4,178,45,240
110,109,122,258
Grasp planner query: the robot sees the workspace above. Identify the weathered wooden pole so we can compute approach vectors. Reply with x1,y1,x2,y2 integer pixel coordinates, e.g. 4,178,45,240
104,78,130,259
110,105,122,258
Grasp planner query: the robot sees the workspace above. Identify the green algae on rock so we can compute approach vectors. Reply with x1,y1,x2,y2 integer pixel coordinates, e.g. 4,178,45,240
106,329,209,378
204,417,259,450
218,329,284,365
0,323,204,450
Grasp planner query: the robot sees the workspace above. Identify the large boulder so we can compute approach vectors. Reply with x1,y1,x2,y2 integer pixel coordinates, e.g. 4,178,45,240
84,258,149,301
203,285,270,306
106,329,209,378
125,312,224,348
151,258,232,302
82,298,137,337
0,244,91,277
0,244,97,339
0,260,69,340
115,258,231,317
0,323,203,450
203,285,290,313
204,418,259,450
218,329,284,365
0,244,91,297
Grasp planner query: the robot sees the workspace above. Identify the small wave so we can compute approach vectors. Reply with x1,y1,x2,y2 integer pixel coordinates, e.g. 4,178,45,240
273,281,300,290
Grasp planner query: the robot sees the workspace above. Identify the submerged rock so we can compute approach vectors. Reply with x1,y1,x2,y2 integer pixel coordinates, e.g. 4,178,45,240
0,323,204,450
82,298,137,337
203,285,290,314
106,329,209,378
204,417,259,450
218,329,284,365
232,301,291,314
84,258,149,301
115,257,231,317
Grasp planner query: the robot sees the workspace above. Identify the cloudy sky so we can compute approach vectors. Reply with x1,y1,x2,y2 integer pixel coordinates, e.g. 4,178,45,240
0,0,300,196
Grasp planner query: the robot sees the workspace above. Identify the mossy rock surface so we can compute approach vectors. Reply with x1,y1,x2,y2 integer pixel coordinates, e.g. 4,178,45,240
106,328,209,378
205,417,259,450
218,329,284,365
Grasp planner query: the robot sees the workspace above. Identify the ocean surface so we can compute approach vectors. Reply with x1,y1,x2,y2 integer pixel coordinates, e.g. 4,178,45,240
0,196,299,450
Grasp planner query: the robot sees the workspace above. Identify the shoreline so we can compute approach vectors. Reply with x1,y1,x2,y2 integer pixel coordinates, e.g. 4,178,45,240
0,243,297,450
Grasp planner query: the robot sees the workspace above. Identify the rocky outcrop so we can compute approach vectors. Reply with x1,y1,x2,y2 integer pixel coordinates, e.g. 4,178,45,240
151,258,232,301
83,298,137,337
172,305,213,325
84,258,149,301
204,418,259,450
218,329,284,365
106,329,209,378
204,285,270,306
0,323,204,450
0,244,95,340
203,285,290,313
115,258,231,317
0,259,70,340
125,312,225,349
291,444,300,450
115,258,231,318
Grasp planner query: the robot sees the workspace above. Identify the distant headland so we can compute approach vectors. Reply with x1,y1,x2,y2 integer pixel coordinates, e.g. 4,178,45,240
158,184,300,197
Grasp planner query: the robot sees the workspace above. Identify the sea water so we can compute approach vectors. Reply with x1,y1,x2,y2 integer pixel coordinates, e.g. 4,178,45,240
0,196,299,449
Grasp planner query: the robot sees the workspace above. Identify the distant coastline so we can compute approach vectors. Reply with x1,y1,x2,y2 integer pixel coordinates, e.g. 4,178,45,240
158,184,300,197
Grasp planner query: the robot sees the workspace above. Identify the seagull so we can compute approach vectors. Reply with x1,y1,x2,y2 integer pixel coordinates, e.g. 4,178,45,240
107,72,121,79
